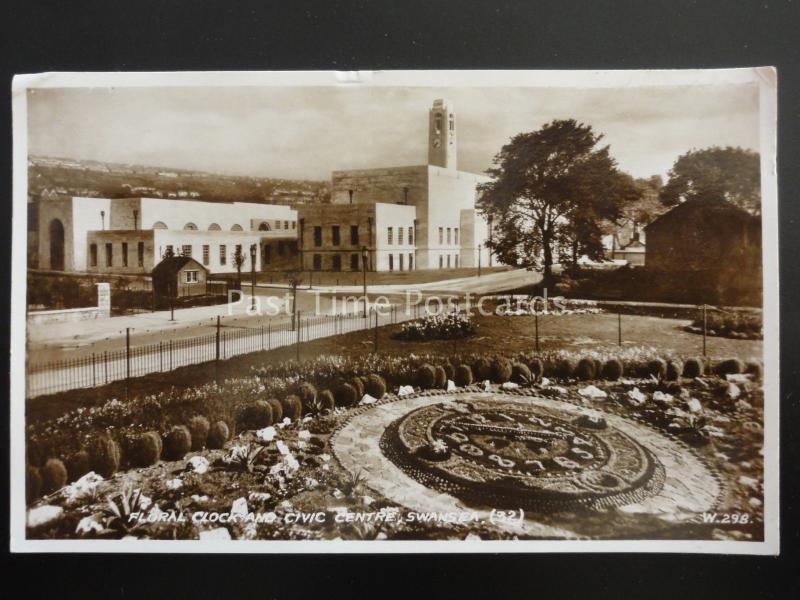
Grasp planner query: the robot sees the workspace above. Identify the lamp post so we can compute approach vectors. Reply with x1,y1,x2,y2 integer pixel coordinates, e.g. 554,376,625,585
361,245,368,321
249,244,257,311
477,244,482,277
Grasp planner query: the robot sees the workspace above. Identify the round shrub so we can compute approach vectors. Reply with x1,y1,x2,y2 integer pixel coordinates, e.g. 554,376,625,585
365,374,387,399
65,450,91,482
443,363,455,381
140,396,164,428
415,364,436,389
745,360,763,380
333,382,358,407
472,357,492,381
454,364,473,387
41,458,68,495
132,431,162,467
281,395,303,421
266,398,283,423
87,436,121,478
647,358,668,379
207,421,230,449
187,416,210,450
434,366,448,389
528,357,544,382
575,357,597,381
491,358,513,383
26,466,42,504
318,389,336,412
238,400,273,430
350,377,365,399
683,357,704,379
601,358,624,381
666,359,683,382
556,357,577,379
163,425,192,461
294,382,317,407
512,362,532,384
714,358,746,376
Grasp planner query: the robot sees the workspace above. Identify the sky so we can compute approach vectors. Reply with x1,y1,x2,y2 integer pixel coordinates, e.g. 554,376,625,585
27,83,760,182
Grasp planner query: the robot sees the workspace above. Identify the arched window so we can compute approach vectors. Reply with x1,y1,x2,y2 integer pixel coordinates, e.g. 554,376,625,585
152,221,168,230
48,219,65,270
208,223,221,231
231,224,243,231
183,222,198,230
258,222,271,231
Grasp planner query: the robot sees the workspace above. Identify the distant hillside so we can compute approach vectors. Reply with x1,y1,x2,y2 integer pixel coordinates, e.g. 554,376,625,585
28,156,332,206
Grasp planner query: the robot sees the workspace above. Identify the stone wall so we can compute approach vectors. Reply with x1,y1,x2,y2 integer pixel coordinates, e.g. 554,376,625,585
331,166,428,207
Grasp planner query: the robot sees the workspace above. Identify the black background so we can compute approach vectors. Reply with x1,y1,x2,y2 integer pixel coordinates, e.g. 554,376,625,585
1,1,798,597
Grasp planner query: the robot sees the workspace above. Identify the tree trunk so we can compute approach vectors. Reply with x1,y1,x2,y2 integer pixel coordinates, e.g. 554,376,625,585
542,228,554,288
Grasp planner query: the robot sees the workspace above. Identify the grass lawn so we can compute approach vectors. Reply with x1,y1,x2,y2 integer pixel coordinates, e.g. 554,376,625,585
27,311,762,423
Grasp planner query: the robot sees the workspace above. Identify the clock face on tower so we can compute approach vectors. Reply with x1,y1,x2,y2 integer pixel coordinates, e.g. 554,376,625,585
433,138,441,148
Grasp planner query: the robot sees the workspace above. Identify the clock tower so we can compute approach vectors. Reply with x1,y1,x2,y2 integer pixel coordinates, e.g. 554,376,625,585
428,98,456,169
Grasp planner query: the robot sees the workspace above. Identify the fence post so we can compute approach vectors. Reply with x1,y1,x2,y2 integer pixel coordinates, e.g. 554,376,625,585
268,321,271,350
373,309,378,354
702,304,708,357
91,353,96,387
296,311,302,361
215,315,221,365
618,310,622,346
535,311,540,354
169,339,173,370
159,341,163,371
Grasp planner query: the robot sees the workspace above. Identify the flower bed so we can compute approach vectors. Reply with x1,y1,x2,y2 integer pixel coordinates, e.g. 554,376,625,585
686,310,763,340
392,313,475,341
25,346,765,541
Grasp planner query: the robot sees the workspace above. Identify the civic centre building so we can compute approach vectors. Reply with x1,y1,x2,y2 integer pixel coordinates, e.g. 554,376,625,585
297,99,494,272
38,196,299,275
36,99,495,276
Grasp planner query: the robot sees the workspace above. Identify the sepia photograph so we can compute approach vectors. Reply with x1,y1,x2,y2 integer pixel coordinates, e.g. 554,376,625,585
9,69,778,553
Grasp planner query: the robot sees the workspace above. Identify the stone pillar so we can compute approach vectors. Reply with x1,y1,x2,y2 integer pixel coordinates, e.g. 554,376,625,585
96,282,111,318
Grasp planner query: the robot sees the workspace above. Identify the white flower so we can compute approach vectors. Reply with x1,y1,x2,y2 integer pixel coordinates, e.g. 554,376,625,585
230,497,249,519
359,394,378,405
362,495,375,506
332,489,344,499
578,385,608,399
256,426,277,442
296,440,308,449
62,471,104,505
75,514,105,535
398,385,415,396
298,430,311,440
188,456,210,474
319,453,331,462
500,381,519,390
626,387,647,406
166,478,183,490
248,491,272,502
276,440,290,455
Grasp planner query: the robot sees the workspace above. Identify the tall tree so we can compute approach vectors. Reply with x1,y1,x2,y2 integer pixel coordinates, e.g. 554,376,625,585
233,245,245,288
660,146,760,214
478,119,640,280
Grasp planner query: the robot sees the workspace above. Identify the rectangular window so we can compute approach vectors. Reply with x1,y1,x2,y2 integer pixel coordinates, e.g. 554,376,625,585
284,221,289,230
399,254,404,271
387,227,393,245
350,253,359,271
313,254,322,271
332,255,342,271
278,241,285,256
235,244,242,262
275,220,280,229
89,244,98,267
185,270,198,283
105,243,113,267
447,228,451,244
439,255,443,269
447,255,451,268
292,221,296,229
454,228,459,245
389,254,394,271
220,245,227,265
332,225,340,246
137,242,144,267
398,227,404,245
408,227,413,245
350,225,359,245
264,244,271,265
313,226,322,247
182,245,192,257
408,253,413,270
202,245,210,266
122,242,129,267
439,227,443,245
455,255,459,268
